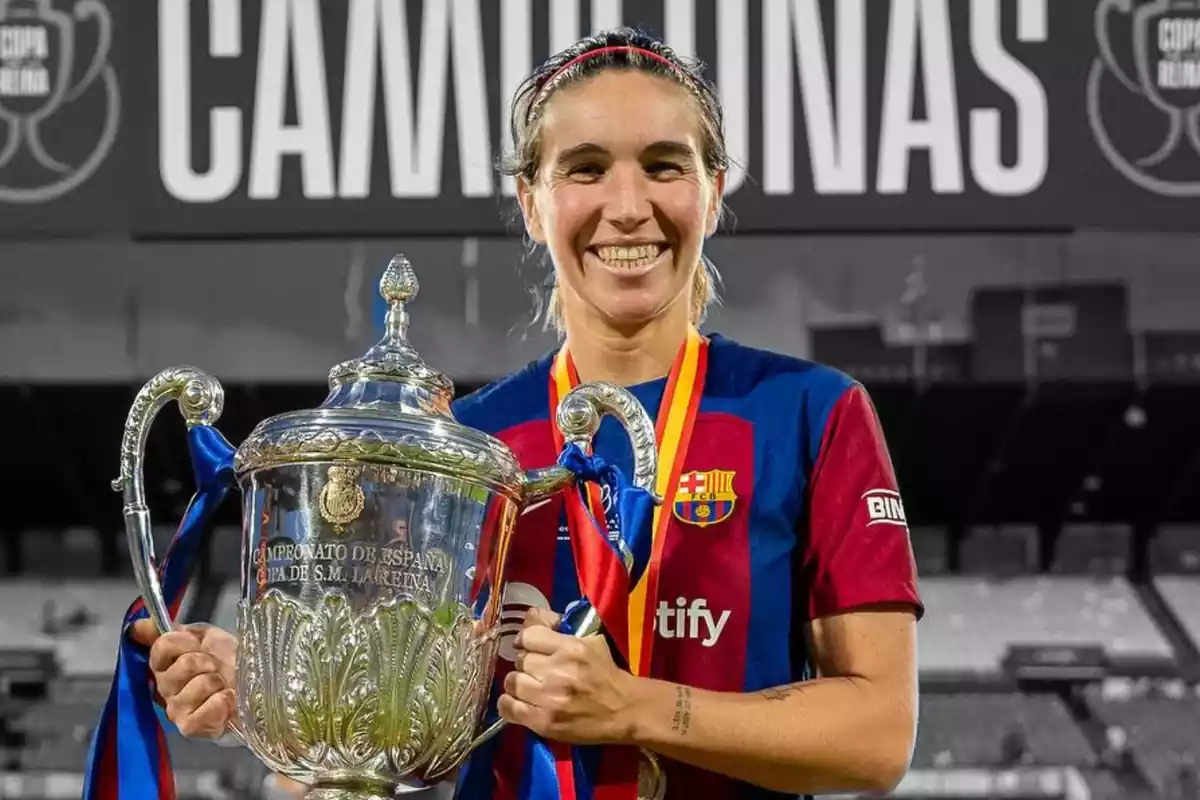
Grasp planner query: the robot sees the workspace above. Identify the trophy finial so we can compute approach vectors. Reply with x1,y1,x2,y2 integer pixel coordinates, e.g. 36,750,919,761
324,253,456,416
381,254,418,305
379,254,418,345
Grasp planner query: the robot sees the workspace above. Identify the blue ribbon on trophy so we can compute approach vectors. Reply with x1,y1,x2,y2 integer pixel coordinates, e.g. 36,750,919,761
518,442,656,800
559,443,655,594
82,426,237,800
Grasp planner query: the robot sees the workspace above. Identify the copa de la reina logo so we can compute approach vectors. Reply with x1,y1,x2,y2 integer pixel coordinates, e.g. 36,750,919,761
1089,0,1200,196
0,0,119,204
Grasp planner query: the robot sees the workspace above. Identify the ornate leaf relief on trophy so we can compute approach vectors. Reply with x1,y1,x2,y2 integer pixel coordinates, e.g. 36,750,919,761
236,590,498,781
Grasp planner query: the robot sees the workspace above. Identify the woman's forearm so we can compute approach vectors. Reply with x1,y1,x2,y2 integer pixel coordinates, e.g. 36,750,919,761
625,674,916,796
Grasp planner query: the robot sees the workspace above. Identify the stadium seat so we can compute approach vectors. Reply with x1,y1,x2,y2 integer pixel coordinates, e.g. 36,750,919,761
1053,524,1133,575
959,525,1039,575
910,526,950,575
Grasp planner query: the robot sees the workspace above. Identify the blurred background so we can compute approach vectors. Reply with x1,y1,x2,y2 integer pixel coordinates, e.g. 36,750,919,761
2,1,1199,799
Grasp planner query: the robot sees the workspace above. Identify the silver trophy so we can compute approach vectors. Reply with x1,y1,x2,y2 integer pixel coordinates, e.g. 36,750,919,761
114,255,665,800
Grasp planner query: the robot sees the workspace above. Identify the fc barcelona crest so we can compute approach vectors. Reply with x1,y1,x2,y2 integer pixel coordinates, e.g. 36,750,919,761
673,469,737,527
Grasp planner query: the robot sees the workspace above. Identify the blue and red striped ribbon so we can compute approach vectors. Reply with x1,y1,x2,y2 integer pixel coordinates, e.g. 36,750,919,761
83,425,238,800
537,332,708,800
515,442,656,800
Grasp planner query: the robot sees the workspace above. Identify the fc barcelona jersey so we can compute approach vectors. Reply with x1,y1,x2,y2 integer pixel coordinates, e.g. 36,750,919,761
450,335,922,800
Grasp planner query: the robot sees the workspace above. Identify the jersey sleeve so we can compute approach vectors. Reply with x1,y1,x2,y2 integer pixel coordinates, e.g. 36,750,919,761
800,383,923,621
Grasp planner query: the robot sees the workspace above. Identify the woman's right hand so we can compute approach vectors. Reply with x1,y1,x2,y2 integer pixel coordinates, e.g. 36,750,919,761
129,619,238,740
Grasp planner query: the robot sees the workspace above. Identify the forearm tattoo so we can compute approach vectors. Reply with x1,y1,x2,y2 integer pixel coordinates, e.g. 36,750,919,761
760,682,808,701
670,686,693,736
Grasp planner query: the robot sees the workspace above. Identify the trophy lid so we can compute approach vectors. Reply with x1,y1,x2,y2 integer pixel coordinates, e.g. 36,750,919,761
325,253,456,414
233,255,524,497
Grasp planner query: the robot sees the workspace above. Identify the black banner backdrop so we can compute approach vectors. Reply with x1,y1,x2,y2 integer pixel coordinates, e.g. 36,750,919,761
3,0,1200,236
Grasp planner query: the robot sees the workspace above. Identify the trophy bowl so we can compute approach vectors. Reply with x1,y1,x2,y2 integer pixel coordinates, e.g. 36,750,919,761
113,255,660,800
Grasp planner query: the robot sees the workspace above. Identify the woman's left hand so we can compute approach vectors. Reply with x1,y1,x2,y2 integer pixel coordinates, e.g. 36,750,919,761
497,608,640,745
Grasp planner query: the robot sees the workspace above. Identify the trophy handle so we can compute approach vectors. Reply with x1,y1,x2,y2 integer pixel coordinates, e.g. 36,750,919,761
468,383,660,754
521,381,661,507
112,367,225,635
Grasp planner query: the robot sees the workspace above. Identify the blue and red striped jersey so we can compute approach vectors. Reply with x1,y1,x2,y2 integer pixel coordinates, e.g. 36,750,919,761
451,334,923,800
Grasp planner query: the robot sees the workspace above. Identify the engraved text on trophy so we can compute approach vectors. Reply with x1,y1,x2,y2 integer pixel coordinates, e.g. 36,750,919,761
252,538,450,597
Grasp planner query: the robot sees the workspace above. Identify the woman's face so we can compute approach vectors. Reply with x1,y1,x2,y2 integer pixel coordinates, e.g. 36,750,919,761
520,70,722,330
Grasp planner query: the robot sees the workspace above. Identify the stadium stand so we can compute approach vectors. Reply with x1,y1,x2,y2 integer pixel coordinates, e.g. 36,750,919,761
3,302,1200,798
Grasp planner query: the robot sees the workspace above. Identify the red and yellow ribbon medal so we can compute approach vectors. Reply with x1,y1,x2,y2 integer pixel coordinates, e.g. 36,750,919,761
549,328,709,677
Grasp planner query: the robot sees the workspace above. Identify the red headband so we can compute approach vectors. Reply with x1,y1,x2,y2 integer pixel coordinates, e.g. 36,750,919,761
530,45,685,117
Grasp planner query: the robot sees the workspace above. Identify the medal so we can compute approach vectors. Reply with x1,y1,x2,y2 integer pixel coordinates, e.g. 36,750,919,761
638,750,668,800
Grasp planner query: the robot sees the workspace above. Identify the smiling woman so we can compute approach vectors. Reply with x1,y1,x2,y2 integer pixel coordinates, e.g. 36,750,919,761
133,26,923,800
503,33,727,369
463,29,924,800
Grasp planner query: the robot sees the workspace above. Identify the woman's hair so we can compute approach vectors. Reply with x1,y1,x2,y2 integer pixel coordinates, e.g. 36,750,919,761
501,28,728,335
